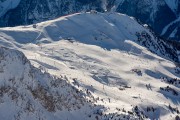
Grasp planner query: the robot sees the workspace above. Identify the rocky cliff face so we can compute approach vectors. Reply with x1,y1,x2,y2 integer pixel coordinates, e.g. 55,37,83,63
0,0,179,41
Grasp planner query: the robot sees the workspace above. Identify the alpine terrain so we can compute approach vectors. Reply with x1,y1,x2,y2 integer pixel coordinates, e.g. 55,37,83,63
0,1,179,120
0,0,180,42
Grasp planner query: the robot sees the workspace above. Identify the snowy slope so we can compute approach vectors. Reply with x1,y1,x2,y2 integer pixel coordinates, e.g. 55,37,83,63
0,12,178,62
0,46,113,120
0,12,179,120
24,39,180,120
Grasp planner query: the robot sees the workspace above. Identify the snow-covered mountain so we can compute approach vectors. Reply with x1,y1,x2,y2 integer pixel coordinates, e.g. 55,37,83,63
116,0,180,41
0,46,104,120
0,0,180,42
0,12,179,120
0,12,178,62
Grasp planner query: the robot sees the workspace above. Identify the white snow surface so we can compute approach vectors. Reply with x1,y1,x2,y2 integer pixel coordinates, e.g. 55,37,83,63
0,12,179,120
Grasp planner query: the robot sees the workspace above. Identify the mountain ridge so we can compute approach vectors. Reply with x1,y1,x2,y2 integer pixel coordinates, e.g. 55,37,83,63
0,0,179,42
0,12,179,62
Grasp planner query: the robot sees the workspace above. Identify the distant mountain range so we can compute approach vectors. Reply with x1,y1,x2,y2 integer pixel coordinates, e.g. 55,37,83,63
0,0,179,42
